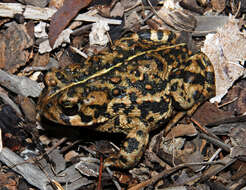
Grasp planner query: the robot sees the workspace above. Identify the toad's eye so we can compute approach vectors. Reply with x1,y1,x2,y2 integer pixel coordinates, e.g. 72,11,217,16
61,101,79,116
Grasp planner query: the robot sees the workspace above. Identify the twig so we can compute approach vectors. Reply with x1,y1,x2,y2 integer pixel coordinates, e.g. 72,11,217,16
0,3,122,25
70,46,88,59
199,133,231,152
191,117,221,140
128,161,224,190
195,148,222,172
198,156,236,183
97,155,103,190
45,137,67,156
218,97,238,108
106,167,122,190
71,24,93,36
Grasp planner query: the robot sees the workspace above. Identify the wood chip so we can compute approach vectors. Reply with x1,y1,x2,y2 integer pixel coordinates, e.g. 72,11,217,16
0,22,33,73
0,148,53,190
0,69,43,97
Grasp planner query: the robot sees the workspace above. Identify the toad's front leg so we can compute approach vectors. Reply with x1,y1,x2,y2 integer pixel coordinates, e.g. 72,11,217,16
104,119,149,169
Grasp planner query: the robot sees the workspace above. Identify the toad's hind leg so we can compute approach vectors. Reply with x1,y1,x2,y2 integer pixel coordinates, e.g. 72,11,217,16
104,119,149,169
169,52,215,111
164,53,215,134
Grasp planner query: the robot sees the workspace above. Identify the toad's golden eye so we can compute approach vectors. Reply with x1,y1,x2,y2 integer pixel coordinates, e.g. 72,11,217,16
61,101,79,116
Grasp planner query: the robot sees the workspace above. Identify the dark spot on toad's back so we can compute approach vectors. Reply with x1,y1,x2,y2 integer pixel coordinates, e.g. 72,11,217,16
124,138,139,153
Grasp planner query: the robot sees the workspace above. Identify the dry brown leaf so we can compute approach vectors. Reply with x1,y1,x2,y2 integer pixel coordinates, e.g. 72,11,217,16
211,0,226,13
124,10,141,31
64,150,79,161
235,86,246,115
230,146,246,161
166,123,198,141
32,53,50,67
152,0,197,31
222,84,246,115
192,102,233,126
180,150,204,171
202,16,246,103
161,137,185,156
230,127,246,147
0,172,19,190
48,0,92,47
16,96,36,123
110,2,124,17
49,0,64,9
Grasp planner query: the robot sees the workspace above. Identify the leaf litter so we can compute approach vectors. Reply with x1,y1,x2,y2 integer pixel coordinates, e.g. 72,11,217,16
0,0,245,190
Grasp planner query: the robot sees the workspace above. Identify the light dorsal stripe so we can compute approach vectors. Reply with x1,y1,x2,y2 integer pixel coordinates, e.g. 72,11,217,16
47,43,186,101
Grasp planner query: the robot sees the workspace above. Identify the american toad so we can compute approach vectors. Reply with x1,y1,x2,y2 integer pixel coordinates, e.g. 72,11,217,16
37,30,215,169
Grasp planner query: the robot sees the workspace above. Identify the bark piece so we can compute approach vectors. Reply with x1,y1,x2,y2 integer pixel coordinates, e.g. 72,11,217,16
0,148,53,190
16,96,36,123
17,0,48,7
0,22,33,73
0,69,43,97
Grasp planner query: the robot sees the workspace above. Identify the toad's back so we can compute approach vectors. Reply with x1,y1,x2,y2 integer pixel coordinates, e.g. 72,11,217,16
37,29,215,168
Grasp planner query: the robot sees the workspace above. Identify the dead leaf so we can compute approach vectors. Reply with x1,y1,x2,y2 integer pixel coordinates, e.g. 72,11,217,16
165,123,198,141
16,96,36,123
124,10,141,31
32,53,50,67
48,0,92,47
0,172,19,190
64,150,79,161
49,0,64,9
34,21,48,38
75,158,99,177
110,2,124,17
0,22,33,73
230,127,246,147
180,0,204,14
180,150,204,171
89,20,109,46
152,0,197,31
220,83,246,115
211,0,226,13
161,137,185,156
202,16,246,103
40,28,73,53
236,88,246,115
230,146,246,163
192,102,233,127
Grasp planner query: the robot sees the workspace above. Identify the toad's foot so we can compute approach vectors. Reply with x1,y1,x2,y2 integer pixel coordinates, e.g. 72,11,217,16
104,125,149,169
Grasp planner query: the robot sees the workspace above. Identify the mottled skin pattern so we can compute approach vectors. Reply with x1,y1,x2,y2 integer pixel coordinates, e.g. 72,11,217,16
37,30,215,169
